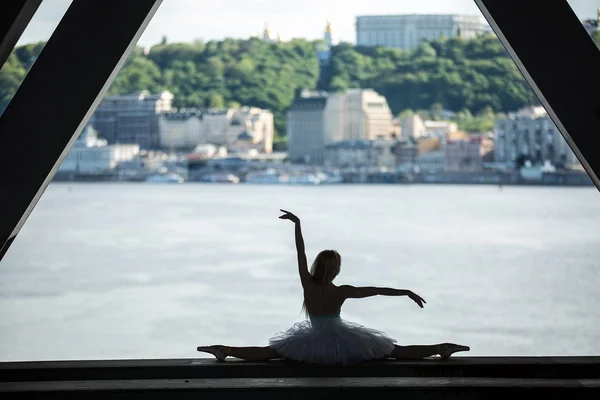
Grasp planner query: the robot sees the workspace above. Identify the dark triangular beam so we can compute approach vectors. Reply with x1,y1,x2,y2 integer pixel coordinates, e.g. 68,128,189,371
0,0,42,69
475,0,600,191
0,0,163,260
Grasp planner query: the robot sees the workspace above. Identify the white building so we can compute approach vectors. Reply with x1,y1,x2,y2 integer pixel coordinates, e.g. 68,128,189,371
400,114,458,139
356,14,487,50
230,107,274,153
400,114,426,138
424,120,458,137
158,107,274,153
158,109,204,150
494,106,577,168
325,89,394,142
59,125,140,174
287,89,394,164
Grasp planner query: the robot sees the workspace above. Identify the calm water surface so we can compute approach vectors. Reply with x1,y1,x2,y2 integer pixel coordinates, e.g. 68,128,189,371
1,183,599,360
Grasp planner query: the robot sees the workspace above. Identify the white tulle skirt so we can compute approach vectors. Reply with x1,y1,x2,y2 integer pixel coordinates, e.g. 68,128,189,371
268,313,396,365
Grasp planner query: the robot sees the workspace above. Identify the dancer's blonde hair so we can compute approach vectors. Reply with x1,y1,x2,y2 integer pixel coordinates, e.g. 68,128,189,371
301,250,342,317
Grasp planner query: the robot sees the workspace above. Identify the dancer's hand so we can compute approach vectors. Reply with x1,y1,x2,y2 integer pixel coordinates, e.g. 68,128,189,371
408,291,426,308
279,209,300,224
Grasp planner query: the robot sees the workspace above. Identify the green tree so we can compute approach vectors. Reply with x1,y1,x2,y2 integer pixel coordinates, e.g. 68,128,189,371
7,33,539,142
398,109,414,119
0,53,26,114
209,93,225,109
592,31,600,50
108,56,162,94
429,102,444,120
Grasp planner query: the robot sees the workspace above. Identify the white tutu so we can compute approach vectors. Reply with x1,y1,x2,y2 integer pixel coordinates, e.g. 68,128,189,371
268,313,396,365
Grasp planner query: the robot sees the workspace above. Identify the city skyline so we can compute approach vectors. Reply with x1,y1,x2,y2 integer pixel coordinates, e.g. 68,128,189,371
17,0,600,47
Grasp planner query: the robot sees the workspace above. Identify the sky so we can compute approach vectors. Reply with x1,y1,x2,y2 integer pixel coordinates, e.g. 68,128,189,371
17,0,600,47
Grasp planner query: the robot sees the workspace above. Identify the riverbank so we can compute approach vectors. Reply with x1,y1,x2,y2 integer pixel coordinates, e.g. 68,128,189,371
52,169,594,187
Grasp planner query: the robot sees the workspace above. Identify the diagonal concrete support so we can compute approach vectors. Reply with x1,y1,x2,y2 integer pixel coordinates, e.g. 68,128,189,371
0,0,42,69
475,0,600,191
0,0,163,260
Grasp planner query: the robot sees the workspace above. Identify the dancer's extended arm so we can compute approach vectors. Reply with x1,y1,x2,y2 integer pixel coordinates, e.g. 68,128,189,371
279,209,311,287
339,285,426,308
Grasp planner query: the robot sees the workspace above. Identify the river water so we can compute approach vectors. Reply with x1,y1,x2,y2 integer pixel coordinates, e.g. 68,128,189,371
1,183,599,361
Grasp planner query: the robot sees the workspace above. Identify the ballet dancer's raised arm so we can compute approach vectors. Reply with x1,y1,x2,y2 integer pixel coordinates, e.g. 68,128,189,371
279,209,311,287
338,285,426,308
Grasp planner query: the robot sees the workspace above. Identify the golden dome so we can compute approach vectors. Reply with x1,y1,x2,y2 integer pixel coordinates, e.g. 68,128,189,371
325,20,332,34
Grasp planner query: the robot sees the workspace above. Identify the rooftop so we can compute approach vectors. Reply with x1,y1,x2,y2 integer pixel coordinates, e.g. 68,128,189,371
508,106,549,120
105,90,174,102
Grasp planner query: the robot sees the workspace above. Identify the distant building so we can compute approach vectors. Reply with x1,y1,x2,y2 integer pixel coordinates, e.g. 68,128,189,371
416,150,445,172
317,21,334,65
158,108,204,150
392,137,419,168
324,21,333,47
324,140,374,169
324,89,394,142
494,106,577,168
93,91,174,149
158,107,274,153
391,117,401,136
287,88,393,165
204,107,274,152
447,130,469,141
444,139,483,172
324,139,396,169
399,114,458,139
477,133,495,162
317,21,334,90
262,23,280,43
356,14,488,50
59,125,139,175
482,24,495,36
400,114,426,138
417,136,441,153
287,91,328,164
424,120,458,138
187,144,227,161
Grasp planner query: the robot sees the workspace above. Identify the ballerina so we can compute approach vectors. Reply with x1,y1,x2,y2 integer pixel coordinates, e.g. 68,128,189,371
197,209,469,365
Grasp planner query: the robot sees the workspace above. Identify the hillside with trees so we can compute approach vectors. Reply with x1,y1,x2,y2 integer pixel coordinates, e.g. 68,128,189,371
4,32,598,143
322,35,537,115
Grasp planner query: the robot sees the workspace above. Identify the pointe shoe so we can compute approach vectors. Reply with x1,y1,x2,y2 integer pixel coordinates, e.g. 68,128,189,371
197,345,227,361
439,343,470,360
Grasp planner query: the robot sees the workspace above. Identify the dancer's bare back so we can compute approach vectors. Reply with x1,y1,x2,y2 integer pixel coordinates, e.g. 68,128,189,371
303,283,343,315
304,281,426,316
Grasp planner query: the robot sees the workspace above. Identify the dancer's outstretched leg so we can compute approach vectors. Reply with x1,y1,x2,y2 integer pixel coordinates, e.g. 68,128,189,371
390,343,469,360
197,345,280,361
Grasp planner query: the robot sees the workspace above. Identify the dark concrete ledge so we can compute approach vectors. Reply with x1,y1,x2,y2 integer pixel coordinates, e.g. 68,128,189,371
3,377,600,390
1,377,599,400
1,356,599,382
